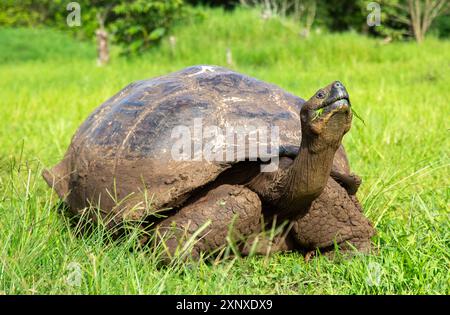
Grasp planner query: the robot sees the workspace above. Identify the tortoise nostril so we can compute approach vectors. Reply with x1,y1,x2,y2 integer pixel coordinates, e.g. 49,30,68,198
329,81,349,102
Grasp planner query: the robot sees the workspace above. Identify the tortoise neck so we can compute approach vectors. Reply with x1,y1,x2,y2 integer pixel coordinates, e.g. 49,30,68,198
280,135,339,217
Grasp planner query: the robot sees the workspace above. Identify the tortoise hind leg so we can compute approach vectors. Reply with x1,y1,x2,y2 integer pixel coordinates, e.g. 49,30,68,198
155,184,262,263
290,177,375,256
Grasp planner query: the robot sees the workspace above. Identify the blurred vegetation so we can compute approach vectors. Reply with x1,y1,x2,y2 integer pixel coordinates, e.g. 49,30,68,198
0,0,186,54
364,0,450,41
189,0,449,39
0,1,448,56
108,0,185,54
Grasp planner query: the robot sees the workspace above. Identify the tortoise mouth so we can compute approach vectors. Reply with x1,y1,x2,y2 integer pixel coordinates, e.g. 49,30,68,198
314,96,350,119
327,98,350,110
320,95,350,110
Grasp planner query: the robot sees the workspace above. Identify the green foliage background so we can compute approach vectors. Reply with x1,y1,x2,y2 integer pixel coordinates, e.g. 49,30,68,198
0,0,186,54
1,1,448,56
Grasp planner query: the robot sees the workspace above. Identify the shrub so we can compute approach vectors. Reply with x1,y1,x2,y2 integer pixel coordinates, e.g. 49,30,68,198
110,0,185,55
0,0,186,54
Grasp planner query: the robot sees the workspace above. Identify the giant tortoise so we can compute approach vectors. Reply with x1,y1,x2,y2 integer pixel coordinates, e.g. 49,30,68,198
43,65,375,260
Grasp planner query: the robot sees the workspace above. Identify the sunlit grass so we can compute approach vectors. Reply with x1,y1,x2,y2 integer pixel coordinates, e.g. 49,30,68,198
0,7,448,294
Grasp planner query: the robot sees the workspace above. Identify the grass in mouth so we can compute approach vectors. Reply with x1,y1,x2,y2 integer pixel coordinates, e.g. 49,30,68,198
313,107,365,126
351,108,366,126
312,107,325,121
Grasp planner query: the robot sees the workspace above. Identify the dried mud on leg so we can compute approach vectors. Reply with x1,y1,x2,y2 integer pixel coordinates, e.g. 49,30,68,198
155,184,263,263
290,177,376,257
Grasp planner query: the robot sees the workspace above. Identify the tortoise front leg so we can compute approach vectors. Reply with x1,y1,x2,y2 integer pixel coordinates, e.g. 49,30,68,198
290,177,375,255
155,184,262,263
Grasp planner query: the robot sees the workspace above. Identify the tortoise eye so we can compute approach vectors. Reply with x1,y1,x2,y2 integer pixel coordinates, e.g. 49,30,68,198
316,90,325,99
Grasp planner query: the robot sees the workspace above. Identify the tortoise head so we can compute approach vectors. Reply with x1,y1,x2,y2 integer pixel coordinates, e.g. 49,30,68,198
300,81,352,149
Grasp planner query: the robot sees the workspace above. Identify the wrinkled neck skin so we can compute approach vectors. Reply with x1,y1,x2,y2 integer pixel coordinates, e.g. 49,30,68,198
247,108,349,221
247,130,343,219
276,132,342,219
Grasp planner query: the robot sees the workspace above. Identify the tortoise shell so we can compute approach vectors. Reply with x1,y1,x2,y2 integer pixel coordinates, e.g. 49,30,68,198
43,65,351,225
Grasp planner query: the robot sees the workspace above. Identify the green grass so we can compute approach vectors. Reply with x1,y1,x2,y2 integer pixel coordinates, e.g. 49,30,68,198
0,8,449,294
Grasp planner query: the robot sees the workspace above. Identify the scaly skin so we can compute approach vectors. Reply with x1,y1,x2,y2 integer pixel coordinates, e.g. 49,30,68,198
290,177,375,253
155,178,375,261
155,184,262,262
